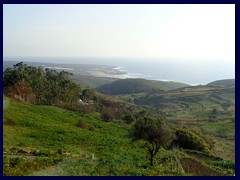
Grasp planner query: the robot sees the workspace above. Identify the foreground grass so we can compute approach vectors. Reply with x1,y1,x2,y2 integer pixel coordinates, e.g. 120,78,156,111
3,96,234,176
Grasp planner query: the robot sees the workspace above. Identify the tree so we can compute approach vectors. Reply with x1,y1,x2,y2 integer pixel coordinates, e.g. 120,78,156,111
132,116,173,166
80,89,94,102
3,62,81,108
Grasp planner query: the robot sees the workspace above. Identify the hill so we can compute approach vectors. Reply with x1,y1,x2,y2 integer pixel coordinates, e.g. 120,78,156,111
96,78,189,95
207,79,235,87
3,62,235,176
3,96,234,176
134,85,235,122
72,74,117,88
128,84,235,161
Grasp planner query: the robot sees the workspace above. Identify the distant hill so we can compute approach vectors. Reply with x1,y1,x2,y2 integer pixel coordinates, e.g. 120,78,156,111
207,79,235,87
133,85,235,123
96,78,189,95
72,74,117,88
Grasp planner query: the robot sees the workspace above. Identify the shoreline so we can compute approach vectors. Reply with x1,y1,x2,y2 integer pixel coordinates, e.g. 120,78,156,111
3,60,233,86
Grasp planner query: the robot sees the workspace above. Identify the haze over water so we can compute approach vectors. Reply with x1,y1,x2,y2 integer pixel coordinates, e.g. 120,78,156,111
4,57,234,85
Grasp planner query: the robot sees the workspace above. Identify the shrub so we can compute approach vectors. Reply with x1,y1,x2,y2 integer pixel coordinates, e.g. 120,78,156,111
57,148,63,155
76,119,87,129
56,129,66,135
123,114,136,124
101,110,115,122
87,125,95,131
174,128,210,153
4,118,16,126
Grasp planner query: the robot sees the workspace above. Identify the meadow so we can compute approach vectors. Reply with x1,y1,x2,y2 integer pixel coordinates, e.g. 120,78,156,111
3,96,234,176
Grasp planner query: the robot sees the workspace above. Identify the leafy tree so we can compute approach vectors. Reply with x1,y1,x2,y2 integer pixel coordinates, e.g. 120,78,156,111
80,89,94,102
5,81,35,103
132,116,173,166
3,62,81,108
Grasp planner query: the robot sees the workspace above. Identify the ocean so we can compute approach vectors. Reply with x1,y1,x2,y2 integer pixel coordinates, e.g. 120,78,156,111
3,57,235,85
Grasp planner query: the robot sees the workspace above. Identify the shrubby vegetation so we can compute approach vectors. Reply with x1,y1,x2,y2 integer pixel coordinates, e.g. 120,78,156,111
174,128,210,154
96,78,188,95
3,62,235,176
4,62,81,108
3,63,148,124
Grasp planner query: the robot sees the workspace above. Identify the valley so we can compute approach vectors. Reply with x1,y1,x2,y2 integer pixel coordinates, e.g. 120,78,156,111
3,61,235,176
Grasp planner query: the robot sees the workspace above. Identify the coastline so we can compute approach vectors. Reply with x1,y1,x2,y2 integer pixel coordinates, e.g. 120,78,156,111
3,59,234,85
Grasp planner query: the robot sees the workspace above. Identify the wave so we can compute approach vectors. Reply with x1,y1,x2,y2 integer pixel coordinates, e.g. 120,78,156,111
45,66,74,71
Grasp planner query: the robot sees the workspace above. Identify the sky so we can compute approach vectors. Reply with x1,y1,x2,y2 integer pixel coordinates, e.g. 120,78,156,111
3,4,235,64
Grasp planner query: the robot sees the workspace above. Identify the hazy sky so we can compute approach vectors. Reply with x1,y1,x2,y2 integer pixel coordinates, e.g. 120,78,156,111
3,4,235,63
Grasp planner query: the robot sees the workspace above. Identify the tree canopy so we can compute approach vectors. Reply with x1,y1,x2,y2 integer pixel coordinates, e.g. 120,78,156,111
3,62,81,107
132,116,173,166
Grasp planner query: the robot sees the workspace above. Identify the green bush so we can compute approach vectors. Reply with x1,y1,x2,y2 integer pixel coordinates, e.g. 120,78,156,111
174,128,210,153
101,110,115,122
57,149,63,155
87,125,95,131
209,160,235,169
123,114,136,124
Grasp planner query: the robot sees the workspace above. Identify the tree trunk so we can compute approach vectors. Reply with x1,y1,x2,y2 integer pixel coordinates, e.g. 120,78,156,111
150,153,154,166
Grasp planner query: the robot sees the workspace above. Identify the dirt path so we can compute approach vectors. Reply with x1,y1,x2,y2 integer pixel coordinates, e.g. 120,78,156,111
180,158,223,176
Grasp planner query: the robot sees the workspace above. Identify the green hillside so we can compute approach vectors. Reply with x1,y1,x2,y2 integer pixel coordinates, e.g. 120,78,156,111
96,78,189,95
72,74,117,88
3,62,235,176
207,79,235,87
130,85,235,160
134,85,235,121
3,96,234,176
3,96,145,175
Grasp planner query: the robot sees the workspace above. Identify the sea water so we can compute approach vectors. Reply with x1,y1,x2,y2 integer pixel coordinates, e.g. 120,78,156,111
3,57,235,85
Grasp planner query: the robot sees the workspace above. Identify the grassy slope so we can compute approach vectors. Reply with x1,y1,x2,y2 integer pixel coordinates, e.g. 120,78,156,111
207,79,235,87
72,74,117,88
132,85,235,161
2,96,179,176
135,85,235,121
96,78,189,95
3,96,234,176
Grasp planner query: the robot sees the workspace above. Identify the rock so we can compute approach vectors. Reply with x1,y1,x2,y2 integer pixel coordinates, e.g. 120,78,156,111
91,154,94,160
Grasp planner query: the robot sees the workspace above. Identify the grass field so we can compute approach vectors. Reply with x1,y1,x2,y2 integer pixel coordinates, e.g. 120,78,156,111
3,96,235,176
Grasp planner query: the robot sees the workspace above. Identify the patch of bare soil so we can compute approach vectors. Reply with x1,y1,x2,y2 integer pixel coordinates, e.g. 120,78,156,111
180,158,224,176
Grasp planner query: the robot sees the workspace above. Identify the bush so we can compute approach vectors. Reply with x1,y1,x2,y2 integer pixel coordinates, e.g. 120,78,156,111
76,119,87,129
123,114,136,124
101,110,115,122
87,125,95,131
4,118,16,126
57,149,63,155
174,128,210,153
